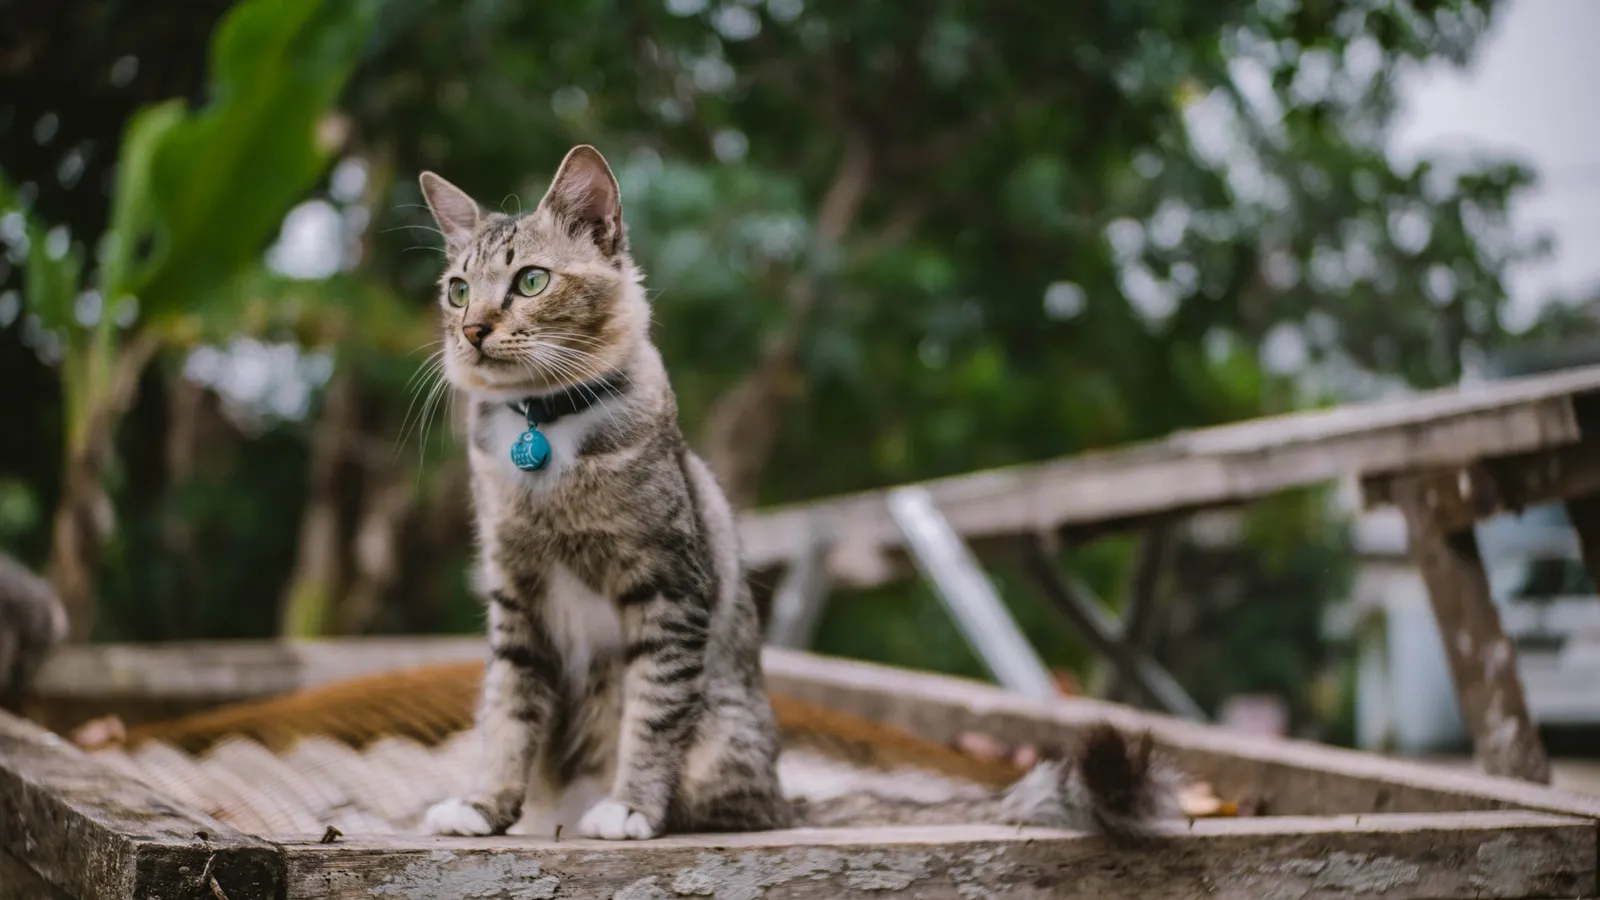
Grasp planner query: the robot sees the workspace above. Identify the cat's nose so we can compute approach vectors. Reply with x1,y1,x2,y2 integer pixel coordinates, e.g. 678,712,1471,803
463,322,493,348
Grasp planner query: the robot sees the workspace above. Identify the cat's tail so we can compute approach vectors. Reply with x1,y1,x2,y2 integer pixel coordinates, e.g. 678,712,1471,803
791,723,1182,839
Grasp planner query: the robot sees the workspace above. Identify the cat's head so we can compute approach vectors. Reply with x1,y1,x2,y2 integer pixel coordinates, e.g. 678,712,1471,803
419,145,646,399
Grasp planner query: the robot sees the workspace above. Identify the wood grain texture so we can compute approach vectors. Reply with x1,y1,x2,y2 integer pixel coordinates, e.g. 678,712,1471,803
0,846,72,900
1361,439,1600,534
740,366,1600,581
31,635,485,703
0,709,282,900
29,639,1600,821
281,813,1595,900
760,647,1600,821
1393,478,1551,784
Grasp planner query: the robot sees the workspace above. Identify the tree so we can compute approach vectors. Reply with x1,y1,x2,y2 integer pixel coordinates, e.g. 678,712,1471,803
0,0,383,638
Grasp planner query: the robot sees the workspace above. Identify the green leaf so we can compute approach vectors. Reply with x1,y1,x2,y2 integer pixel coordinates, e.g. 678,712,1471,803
99,100,186,303
130,0,383,318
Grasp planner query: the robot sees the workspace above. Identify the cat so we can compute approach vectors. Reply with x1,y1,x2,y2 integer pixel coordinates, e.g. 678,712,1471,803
415,144,1177,841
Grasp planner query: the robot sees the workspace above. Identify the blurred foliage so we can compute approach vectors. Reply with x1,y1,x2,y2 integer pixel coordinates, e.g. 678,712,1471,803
0,0,1578,733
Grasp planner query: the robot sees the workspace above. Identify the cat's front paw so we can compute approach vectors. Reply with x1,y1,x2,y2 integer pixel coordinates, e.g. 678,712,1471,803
578,798,658,840
421,797,496,836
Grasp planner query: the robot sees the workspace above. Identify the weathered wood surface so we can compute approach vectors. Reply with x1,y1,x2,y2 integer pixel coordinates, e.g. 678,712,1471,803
1361,437,1600,534
886,486,1058,699
761,648,1600,821
282,813,1595,900
29,638,1600,820
1393,478,1551,784
0,708,282,900
741,365,1600,580
0,846,72,900
32,635,484,702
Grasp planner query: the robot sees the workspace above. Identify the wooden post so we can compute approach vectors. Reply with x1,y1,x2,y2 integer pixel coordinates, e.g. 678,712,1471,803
765,529,832,649
1101,527,1171,704
886,486,1058,700
1392,479,1551,783
1020,535,1205,721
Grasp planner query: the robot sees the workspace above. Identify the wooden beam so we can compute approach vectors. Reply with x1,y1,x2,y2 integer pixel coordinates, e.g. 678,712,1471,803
1392,478,1552,784
0,708,282,900
0,847,72,900
760,647,1600,821
742,367,1600,580
1360,438,1600,533
27,637,1600,820
33,636,485,704
280,813,1595,900
1019,535,1204,720
765,528,833,649
1102,526,1172,704
886,486,1058,700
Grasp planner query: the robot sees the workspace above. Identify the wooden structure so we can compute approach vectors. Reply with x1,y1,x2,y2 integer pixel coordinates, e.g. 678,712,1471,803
743,364,1600,783
6,637,1600,899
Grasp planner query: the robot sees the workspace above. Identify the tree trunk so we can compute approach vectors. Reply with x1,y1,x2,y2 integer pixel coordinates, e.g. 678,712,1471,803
698,133,873,507
48,335,160,642
279,368,361,637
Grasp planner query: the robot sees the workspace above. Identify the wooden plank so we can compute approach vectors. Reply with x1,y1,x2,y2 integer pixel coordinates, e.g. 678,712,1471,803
886,486,1057,699
0,846,73,900
1019,535,1204,720
281,812,1595,900
760,647,1600,821
0,708,282,900
742,368,1598,581
1101,526,1172,703
23,637,1600,819
1361,438,1600,533
764,529,832,649
1393,478,1551,784
32,635,485,704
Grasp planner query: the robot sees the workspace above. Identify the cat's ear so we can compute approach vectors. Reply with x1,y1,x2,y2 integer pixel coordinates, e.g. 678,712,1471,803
419,171,483,251
539,145,624,256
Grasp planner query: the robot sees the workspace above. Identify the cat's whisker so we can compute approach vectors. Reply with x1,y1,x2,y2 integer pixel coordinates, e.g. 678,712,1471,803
383,224,446,236
395,357,448,458
534,347,627,435
525,348,624,436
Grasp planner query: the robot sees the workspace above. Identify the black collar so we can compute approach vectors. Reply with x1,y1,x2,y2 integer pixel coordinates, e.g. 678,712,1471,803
508,370,629,426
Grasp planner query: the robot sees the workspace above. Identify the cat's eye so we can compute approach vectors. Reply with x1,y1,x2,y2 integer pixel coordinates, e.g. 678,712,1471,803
515,267,552,298
447,278,469,308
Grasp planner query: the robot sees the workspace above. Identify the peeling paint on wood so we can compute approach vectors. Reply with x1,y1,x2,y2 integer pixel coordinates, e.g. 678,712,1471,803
0,709,283,900
281,812,1596,900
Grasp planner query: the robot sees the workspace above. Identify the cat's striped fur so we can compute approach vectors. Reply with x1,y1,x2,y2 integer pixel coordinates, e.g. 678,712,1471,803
416,145,1177,841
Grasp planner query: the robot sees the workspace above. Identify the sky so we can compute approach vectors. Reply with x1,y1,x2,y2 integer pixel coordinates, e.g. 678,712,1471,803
1390,0,1600,332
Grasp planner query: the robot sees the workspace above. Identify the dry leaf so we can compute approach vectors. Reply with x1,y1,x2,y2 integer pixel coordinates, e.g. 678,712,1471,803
1177,781,1241,818
69,715,126,750
954,731,1008,763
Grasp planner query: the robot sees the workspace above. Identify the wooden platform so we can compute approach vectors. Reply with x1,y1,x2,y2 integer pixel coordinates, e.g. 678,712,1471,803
7,638,1600,899
742,364,1600,783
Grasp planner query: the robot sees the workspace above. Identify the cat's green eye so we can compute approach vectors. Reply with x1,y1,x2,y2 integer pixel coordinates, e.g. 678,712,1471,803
515,267,552,298
447,278,469,308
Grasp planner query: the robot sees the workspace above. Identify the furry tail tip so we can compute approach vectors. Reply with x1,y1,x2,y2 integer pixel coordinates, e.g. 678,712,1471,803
1000,723,1182,841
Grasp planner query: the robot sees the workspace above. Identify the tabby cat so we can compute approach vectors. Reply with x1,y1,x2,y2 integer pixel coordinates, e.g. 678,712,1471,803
416,145,1175,841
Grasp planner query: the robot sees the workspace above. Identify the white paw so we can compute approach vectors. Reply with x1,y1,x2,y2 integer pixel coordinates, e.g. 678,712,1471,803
577,798,658,840
421,797,495,836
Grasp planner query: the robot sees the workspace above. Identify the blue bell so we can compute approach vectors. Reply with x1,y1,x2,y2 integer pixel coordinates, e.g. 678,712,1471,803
510,428,551,471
